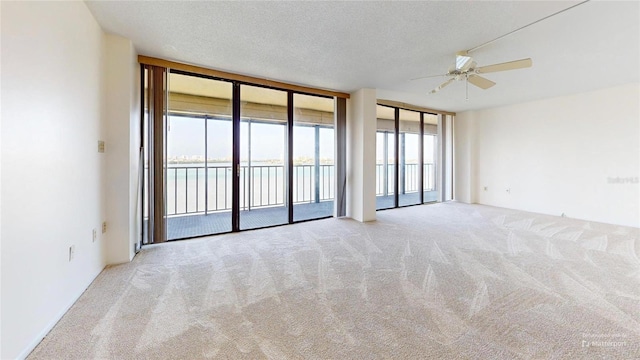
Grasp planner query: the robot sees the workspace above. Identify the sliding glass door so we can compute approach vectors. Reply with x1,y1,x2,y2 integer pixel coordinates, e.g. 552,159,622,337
293,94,335,221
423,114,438,203
398,109,421,206
376,105,396,210
239,85,289,230
165,72,233,240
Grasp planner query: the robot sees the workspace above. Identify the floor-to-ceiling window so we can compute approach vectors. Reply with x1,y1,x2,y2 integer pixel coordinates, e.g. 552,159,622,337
165,72,233,240
293,93,335,222
376,105,396,210
375,103,441,211
398,109,421,206
239,85,289,230
142,62,344,242
423,114,438,203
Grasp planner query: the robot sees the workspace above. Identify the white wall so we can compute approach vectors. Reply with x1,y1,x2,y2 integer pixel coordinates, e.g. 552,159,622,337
439,115,454,202
1,2,107,358
346,89,377,222
1,2,141,358
104,34,140,264
455,83,640,228
453,113,476,204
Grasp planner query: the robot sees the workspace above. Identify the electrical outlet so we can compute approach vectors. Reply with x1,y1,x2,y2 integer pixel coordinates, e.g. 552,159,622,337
98,140,105,153
69,245,75,261
93,228,97,242
102,221,107,234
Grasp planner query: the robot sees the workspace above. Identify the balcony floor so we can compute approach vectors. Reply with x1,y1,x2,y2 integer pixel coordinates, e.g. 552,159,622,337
167,201,335,240
377,190,438,209
165,191,438,240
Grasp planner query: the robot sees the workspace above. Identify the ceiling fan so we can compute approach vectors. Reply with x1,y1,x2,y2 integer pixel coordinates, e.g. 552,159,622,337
415,51,533,96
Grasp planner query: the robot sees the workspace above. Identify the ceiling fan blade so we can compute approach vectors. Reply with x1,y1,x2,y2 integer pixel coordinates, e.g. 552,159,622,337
410,73,448,81
476,58,532,74
467,75,496,90
429,78,455,94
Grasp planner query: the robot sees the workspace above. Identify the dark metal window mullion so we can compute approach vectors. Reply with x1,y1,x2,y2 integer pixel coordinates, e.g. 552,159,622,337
204,115,208,214
287,91,294,223
419,112,424,204
232,83,241,232
394,107,400,208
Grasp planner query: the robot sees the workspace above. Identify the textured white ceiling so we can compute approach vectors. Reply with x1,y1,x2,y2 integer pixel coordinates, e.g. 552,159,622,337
86,1,639,112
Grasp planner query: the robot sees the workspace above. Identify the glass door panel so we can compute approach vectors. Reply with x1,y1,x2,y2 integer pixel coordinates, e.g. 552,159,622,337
398,109,421,206
166,72,233,240
240,85,288,230
376,105,396,210
293,94,335,221
423,114,438,203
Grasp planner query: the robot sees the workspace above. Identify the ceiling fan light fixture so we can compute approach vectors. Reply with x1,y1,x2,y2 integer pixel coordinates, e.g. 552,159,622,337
455,52,473,71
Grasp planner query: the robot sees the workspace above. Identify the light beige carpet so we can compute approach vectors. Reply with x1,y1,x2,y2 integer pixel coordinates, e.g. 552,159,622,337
29,203,640,359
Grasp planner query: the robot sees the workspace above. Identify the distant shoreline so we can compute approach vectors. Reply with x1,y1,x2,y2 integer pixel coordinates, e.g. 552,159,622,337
167,158,336,165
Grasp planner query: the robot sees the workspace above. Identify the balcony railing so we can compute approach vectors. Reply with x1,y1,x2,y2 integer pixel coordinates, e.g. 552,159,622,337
375,163,435,196
166,164,334,217
164,163,434,217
